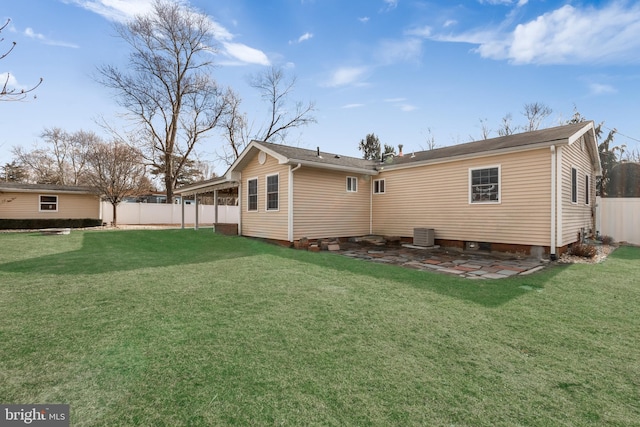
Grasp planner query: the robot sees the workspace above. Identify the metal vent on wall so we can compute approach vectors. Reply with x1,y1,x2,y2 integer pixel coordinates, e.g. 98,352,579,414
413,228,434,247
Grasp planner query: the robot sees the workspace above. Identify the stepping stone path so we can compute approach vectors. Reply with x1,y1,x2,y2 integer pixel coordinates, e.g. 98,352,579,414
338,243,548,279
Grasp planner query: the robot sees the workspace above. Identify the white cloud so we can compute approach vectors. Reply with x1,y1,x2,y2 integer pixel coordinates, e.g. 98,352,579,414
589,83,617,95
382,0,398,12
341,103,365,109
222,42,270,66
324,67,368,87
405,26,431,38
62,0,154,23
429,2,640,65
478,0,527,5
24,27,79,48
358,17,370,23
290,32,313,44
384,97,406,103
375,38,422,64
0,72,21,90
399,104,417,112
443,20,457,28
66,0,269,66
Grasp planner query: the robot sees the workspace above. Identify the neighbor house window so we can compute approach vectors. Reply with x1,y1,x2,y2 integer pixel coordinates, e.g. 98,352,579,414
571,167,578,203
373,179,385,194
585,174,590,205
470,166,500,203
346,176,358,192
247,178,258,211
266,174,279,210
39,195,58,212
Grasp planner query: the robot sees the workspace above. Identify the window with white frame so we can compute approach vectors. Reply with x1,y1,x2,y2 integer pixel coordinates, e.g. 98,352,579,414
266,174,279,210
39,195,58,212
470,166,500,203
373,179,385,194
571,167,578,203
585,174,590,205
346,176,358,192
247,178,258,211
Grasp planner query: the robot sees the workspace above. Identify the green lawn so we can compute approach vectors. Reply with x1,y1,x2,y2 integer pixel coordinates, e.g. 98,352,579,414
1,230,639,426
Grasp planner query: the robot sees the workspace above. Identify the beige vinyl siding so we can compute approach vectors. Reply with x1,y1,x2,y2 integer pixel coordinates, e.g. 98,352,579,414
0,192,100,219
240,151,289,241
560,136,597,245
292,167,371,240
373,148,553,246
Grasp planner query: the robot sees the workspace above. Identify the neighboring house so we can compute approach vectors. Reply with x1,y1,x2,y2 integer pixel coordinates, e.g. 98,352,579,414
177,121,602,259
0,182,101,223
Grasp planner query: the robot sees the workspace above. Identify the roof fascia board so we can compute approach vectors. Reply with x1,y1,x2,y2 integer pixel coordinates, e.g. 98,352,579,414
285,159,378,175
380,140,562,172
0,187,95,195
228,140,288,173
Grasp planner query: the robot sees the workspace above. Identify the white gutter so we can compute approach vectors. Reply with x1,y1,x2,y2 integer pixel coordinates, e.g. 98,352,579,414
369,177,373,235
288,163,302,242
556,146,564,254
285,159,378,175
550,145,556,259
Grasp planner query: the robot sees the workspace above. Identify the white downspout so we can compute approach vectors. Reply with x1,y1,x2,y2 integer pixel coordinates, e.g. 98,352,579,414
288,163,302,242
556,146,563,254
237,182,242,236
550,146,556,260
369,177,373,235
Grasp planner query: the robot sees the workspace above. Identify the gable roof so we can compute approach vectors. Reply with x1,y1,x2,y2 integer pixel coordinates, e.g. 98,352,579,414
385,121,600,172
0,182,97,195
229,140,378,175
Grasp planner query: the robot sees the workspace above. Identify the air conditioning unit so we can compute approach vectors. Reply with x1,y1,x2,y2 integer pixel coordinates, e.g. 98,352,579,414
413,228,434,247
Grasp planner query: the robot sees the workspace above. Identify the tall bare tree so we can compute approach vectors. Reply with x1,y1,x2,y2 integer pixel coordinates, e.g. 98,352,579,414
497,113,518,136
1,19,42,101
97,0,230,203
523,102,552,132
12,128,98,185
251,67,316,143
85,141,150,226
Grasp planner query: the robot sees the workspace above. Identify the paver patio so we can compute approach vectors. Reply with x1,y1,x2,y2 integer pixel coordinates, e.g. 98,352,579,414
338,243,548,279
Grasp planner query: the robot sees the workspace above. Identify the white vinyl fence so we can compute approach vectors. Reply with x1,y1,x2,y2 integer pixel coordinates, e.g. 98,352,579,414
101,202,239,226
596,197,640,245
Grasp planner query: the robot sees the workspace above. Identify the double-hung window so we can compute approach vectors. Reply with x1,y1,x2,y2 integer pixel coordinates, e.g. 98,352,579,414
571,167,578,204
373,179,385,194
39,195,58,212
346,176,358,192
247,178,258,211
470,166,500,203
266,174,279,211
585,174,590,205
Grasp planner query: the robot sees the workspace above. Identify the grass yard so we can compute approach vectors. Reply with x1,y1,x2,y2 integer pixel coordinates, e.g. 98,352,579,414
0,229,639,426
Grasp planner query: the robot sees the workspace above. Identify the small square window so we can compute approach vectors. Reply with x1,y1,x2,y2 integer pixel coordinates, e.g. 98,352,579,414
39,195,58,212
346,176,358,192
373,179,385,194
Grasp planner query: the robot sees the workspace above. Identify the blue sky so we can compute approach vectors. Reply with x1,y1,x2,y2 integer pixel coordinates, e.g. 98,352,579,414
2,0,640,175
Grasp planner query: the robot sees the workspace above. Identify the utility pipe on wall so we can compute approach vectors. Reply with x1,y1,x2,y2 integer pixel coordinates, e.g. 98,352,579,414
550,145,556,260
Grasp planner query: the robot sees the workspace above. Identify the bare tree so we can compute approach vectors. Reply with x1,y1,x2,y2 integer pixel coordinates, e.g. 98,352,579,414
420,127,438,150
1,19,42,101
85,140,150,226
479,118,492,140
12,128,98,185
97,0,230,204
251,66,316,143
217,89,251,167
497,113,518,136
523,102,552,132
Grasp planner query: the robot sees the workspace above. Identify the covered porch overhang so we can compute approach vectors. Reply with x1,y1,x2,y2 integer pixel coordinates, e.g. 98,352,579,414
174,176,239,232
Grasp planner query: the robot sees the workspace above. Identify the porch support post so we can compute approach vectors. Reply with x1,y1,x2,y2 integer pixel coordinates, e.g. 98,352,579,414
181,195,185,229
194,194,199,230
214,189,219,232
